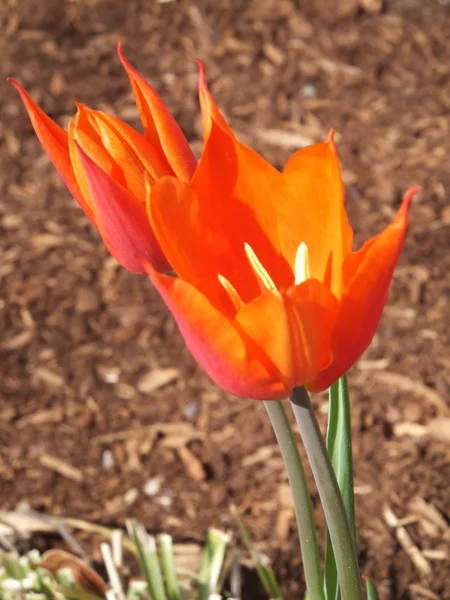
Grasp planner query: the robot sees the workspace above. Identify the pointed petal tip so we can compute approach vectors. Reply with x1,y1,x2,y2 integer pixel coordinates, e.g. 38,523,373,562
7,77,28,99
328,129,336,143
117,40,130,67
398,185,421,224
403,185,421,209
196,59,206,77
196,60,208,95
73,101,87,115
117,41,138,78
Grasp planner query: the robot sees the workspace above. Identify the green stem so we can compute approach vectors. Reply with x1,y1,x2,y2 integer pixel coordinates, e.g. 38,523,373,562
264,400,324,600
289,387,362,600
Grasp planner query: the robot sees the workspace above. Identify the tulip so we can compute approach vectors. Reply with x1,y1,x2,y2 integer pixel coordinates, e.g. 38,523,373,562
8,43,196,274
143,71,418,399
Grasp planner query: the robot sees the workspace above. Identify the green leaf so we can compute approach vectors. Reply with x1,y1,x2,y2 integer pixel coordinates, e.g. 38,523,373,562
365,577,380,600
58,584,106,600
324,375,356,600
231,505,283,600
158,534,182,600
197,528,231,600
126,519,167,600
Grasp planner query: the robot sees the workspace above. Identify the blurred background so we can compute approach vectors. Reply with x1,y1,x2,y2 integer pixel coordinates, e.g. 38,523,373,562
1,0,450,598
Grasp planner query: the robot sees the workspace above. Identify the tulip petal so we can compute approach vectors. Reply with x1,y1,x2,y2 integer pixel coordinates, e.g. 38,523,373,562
191,120,295,292
311,187,418,392
72,105,168,202
145,265,289,400
235,280,339,388
8,79,95,223
281,132,353,296
150,172,292,307
76,143,170,273
196,60,232,141
118,43,196,181
149,174,259,307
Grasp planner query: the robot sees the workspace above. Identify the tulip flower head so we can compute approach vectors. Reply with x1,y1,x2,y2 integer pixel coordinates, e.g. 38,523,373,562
143,67,417,399
9,43,196,274
11,51,417,400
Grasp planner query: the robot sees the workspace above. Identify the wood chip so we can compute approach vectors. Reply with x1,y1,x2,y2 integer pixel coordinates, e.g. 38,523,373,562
40,454,83,483
177,447,205,482
371,372,449,416
254,128,315,149
383,506,431,577
17,408,63,428
75,287,101,313
241,445,279,468
408,584,440,600
33,367,65,388
40,550,108,596
137,367,180,393
1,329,34,350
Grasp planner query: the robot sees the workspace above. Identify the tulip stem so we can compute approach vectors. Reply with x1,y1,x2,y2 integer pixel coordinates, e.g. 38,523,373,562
290,386,363,600
264,400,324,600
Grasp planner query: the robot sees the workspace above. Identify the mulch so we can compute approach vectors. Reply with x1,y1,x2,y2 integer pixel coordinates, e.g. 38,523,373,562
1,0,450,598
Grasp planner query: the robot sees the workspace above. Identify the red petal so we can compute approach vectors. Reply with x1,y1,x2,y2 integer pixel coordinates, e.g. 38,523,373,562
196,60,232,141
8,78,95,223
118,43,196,181
144,264,289,400
76,143,170,273
311,187,419,392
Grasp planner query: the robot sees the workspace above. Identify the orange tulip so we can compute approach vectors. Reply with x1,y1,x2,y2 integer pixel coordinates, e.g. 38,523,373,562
8,43,196,274
142,70,418,399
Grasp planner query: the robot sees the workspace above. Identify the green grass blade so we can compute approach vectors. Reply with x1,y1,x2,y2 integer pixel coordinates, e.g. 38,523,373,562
197,528,230,600
231,506,283,600
365,577,380,600
126,519,167,600
324,375,356,600
59,585,106,600
1,554,28,579
158,534,182,600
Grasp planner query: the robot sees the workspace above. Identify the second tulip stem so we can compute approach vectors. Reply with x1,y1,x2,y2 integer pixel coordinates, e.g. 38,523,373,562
264,400,324,600
290,386,363,600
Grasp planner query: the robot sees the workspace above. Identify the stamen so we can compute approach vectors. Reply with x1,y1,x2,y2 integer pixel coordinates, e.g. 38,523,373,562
294,242,311,285
218,274,244,312
244,243,277,292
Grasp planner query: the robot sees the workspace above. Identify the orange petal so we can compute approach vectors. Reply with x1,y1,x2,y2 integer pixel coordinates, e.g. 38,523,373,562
285,279,340,382
196,60,232,141
281,132,353,296
118,43,196,181
310,187,418,392
73,105,169,203
191,120,294,293
148,174,252,308
144,265,288,399
235,280,339,389
81,107,169,180
76,143,170,274
150,167,293,307
8,78,94,223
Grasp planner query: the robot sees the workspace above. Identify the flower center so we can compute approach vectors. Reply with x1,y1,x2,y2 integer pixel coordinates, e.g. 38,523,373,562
244,243,277,292
294,242,310,285
218,242,311,312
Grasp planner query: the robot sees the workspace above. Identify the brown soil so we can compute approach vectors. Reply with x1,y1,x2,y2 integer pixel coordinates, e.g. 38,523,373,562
1,0,450,598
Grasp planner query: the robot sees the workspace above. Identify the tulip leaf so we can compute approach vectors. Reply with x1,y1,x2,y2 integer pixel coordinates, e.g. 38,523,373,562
231,505,284,600
126,519,168,600
158,534,182,600
365,577,380,600
324,375,357,600
197,528,231,600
